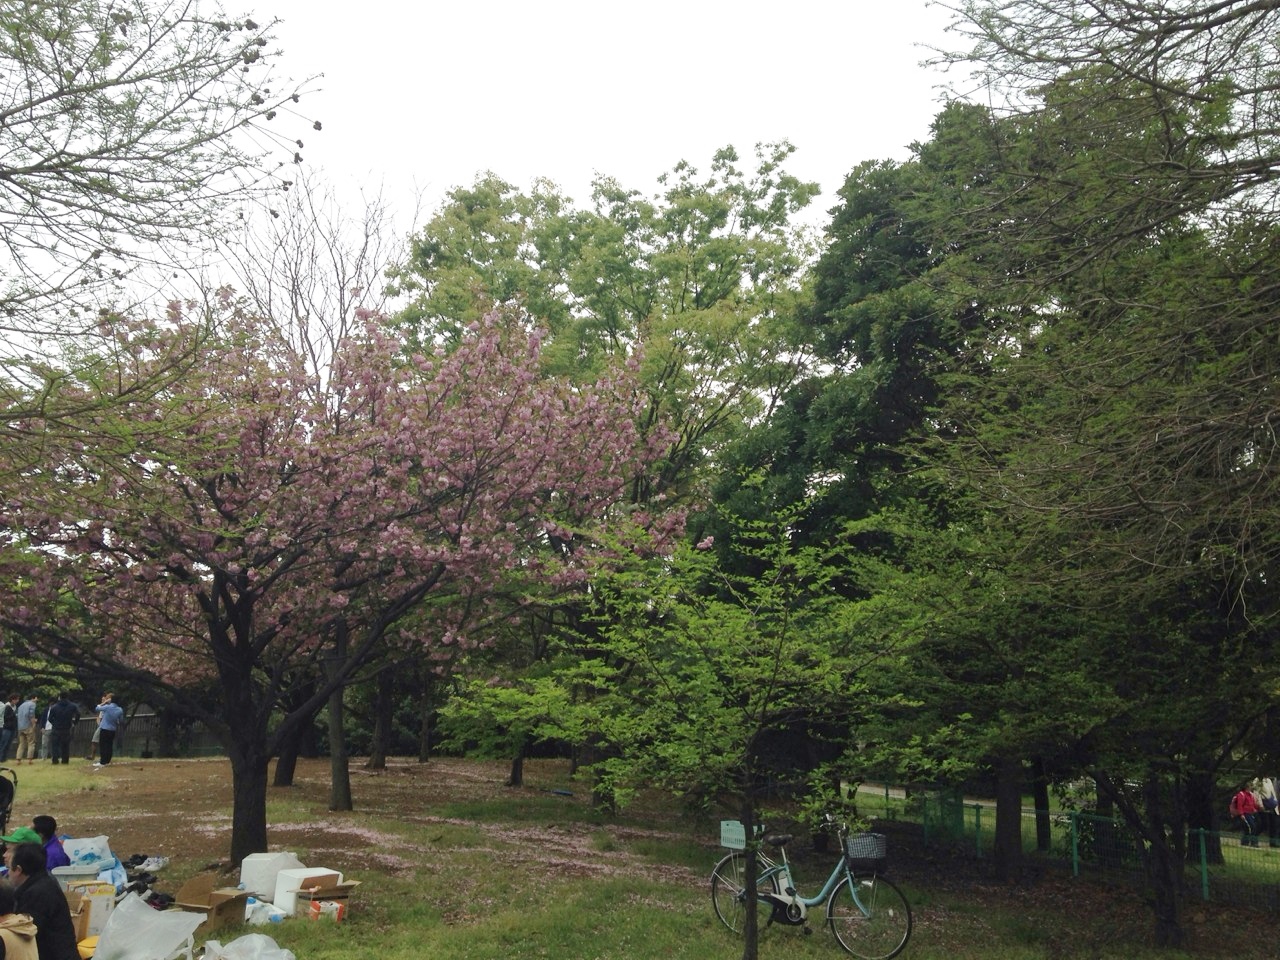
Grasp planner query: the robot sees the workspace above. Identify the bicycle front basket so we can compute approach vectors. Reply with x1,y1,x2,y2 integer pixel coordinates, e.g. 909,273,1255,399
845,832,888,873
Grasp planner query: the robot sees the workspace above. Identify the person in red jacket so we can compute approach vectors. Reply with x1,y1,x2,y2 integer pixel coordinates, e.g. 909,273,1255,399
1230,783,1262,846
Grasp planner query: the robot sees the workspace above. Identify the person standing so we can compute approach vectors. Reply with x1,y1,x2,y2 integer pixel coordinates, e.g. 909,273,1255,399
85,714,100,762
1257,776,1280,847
93,693,124,767
46,692,78,765
14,695,37,765
4,841,78,960
0,694,17,762
36,702,51,761
1231,782,1262,846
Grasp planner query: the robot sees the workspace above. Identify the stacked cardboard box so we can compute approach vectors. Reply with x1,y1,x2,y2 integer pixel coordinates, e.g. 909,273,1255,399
174,874,251,936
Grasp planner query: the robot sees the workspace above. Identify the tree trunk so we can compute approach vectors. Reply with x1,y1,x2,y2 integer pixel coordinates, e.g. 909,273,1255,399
218,629,274,864
1149,841,1186,948
1031,756,1051,852
156,708,178,759
508,740,526,787
274,736,300,787
583,738,615,811
992,754,1024,881
1094,779,1120,867
366,668,392,771
1184,767,1224,863
417,670,434,763
1142,776,1186,948
328,628,353,812
226,742,271,865
328,695,353,810
273,677,320,787
740,794,760,960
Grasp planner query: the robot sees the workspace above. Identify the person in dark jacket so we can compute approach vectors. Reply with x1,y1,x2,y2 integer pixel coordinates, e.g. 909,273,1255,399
4,841,78,960
0,694,17,762
45,693,79,766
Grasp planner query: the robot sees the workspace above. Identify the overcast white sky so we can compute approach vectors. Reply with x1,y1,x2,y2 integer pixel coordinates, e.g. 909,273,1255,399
259,0,959,229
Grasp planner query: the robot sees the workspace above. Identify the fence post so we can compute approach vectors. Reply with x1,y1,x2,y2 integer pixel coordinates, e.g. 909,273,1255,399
1196,828,1209,901
973,803,982,859
1070,811,1080,877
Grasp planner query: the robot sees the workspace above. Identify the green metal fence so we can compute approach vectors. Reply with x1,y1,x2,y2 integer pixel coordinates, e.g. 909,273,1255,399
900,789,1280,913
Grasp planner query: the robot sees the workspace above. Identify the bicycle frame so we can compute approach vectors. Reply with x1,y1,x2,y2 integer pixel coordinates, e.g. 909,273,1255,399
756,844,868,921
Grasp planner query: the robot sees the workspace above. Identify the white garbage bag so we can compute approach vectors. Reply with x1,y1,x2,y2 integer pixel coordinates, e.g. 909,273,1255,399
203,934,297,960
93,892,205,960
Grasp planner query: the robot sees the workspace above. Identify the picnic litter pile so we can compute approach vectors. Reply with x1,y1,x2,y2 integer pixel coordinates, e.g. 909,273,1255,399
46,835,358,959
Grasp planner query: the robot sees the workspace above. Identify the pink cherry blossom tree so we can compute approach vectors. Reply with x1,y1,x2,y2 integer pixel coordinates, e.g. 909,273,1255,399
0,304,667,862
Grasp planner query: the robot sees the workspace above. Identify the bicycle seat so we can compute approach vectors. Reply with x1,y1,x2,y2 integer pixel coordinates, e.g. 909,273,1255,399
764,833,794,848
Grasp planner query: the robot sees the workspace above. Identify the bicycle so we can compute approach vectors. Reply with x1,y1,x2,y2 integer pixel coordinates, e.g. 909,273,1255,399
710,815,912,960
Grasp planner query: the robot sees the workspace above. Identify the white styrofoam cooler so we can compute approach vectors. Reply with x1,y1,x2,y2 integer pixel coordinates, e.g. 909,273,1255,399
272,867,343,915
238,851,305,897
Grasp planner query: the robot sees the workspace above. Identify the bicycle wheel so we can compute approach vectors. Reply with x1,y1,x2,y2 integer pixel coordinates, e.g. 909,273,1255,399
826,873,912,959
710,851,779,933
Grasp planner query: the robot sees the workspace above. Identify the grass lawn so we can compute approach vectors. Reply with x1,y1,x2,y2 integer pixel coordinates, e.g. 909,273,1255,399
5,756,1277,959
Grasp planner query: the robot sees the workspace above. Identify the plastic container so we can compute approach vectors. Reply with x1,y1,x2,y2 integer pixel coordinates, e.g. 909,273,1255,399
238,851,305,897
51,863,99,890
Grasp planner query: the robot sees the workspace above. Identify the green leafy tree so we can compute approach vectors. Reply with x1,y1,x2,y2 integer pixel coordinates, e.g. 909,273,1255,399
392,142,820,507
519,504,909,960
937,0,1280,238
396,146,822,787
908,6,1280,941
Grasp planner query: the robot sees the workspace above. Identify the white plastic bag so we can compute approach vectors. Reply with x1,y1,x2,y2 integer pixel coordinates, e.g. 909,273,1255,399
94,892,204,960
203,934,297,960
242,897,287,925
64,835,116,867
98,859,128,892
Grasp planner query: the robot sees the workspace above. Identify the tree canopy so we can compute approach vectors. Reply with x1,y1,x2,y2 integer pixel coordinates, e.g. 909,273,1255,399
392,143,820,507
0,306,667,861
0,0,314,348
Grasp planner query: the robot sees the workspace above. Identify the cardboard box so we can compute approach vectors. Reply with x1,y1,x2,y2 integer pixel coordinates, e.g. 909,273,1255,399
272,868,342,916
238,851,305,897
295,879,361,919
65,889,89,944
175,873,251,935
65,881,115,937
305,899,347,922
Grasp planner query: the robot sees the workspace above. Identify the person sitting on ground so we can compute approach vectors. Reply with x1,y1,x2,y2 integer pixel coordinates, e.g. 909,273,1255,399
0,827,42,861
30,816,68,872
0,882,38,960
5,842,78,960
